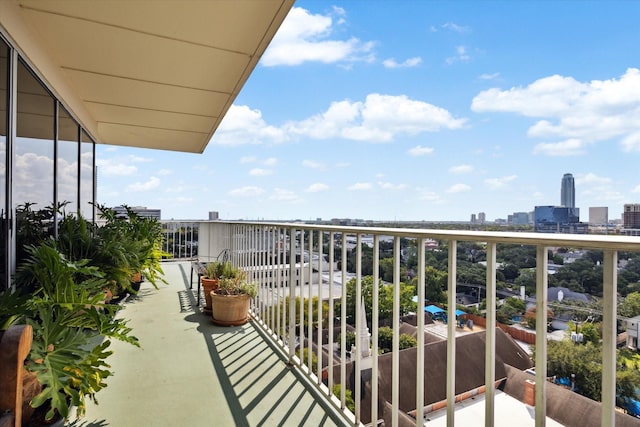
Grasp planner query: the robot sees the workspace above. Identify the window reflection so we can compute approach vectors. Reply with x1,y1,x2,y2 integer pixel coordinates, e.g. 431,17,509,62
80,130,95,221
0,39,7,289
58,106,79,215
15,60,55,262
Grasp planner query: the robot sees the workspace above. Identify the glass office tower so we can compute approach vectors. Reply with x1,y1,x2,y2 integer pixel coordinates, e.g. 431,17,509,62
561,173,575,208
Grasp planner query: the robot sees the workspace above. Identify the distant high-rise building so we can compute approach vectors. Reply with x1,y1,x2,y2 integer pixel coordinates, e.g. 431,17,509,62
110,205,161,220
588,207,608,225
208,211,219,220
623,204,640,229
470,213,477,224
561,173,575,208
478,212,486,223
534,205,585,233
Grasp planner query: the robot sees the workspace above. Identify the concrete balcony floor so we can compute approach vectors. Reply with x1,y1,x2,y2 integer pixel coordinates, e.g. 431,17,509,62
68,262,347,427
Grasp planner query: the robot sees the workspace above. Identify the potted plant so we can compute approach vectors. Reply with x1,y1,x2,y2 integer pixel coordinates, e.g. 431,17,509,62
3,242,139,425
210,270,258,326
201,261,238,313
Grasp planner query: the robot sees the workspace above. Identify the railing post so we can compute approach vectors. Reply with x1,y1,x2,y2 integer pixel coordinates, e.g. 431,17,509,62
602,250,617,427
355,233,362,424
372,234,380,425
446,240,457,427
340,232,347,410
317,231,323,384
392,236,400,427
485,242,496,427
535,246,548,427
288,227,296,362
416,238,426,427
328,231,335,394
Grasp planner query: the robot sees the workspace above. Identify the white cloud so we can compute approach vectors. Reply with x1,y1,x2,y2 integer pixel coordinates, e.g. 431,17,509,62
262,7,375,66
215,93,465,145
96,159,137,176
449,164,474,174
632,185,640,193
348,182,372,191
479,73,500,80
287,94,466,142
127,176,160,192
445,45,470,65
408,145,435,156
249,168,273,176
383,57,422,69
157,169,173,176
212,105,287,146
270,188,302,203
416,188,444,204
305,183,329,192
228,186,265,197
621,132,640,152
532,139,588,156
240,156,257,164
446,183,471,193
442,22,471,33
335,162,351,168
378,181,407,190
575,173,612,186
472,68,640,153
302,160,326,169
263,157,278,166
484,175,517,190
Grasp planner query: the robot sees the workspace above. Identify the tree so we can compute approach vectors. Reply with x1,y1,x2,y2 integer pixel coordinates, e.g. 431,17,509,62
500,263,520,281
424,266,446,304
620,292,640,318
399,334,417,350
378,326,393,352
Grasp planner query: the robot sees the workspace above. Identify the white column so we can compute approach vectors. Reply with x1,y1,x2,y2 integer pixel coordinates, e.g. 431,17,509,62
535,246,548,427
485,242,497,427
602,250,617,427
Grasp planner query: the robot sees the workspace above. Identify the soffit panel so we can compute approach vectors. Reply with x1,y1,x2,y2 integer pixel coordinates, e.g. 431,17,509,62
85,103,213,134
20,10,249,92
6,0,295,152
63,69,227,118
97,122,206,152
18,0,286,54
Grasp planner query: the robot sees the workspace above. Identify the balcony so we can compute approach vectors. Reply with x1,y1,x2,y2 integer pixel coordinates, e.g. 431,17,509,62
80,221,640,426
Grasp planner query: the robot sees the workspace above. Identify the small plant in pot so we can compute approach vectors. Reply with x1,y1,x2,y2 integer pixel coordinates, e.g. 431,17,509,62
201,261,238,313
210,271,258,326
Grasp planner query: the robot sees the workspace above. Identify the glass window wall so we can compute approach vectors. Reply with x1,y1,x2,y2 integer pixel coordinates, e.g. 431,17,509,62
57,106,79,216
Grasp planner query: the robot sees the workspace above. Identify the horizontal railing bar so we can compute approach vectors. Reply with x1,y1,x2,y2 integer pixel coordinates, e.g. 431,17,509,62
177,220,640,251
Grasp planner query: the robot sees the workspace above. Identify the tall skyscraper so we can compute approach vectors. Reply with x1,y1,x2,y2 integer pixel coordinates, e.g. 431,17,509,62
561,173,575,208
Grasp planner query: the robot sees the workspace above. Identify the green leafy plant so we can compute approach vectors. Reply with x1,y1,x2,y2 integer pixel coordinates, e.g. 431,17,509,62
215,271,258,297
10,242,139,421
205,261,239,280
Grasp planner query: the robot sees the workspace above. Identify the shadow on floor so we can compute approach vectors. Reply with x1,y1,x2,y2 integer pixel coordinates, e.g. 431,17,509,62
176,264,341,427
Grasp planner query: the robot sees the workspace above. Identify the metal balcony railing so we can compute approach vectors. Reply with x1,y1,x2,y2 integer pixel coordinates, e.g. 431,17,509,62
180,220,640,427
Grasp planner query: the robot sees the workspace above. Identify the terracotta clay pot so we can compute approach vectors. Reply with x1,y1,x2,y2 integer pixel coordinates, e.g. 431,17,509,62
201,277,219,312
210,292,250,326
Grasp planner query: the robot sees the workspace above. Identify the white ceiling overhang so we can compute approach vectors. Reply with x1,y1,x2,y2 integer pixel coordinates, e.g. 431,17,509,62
0,0,294,153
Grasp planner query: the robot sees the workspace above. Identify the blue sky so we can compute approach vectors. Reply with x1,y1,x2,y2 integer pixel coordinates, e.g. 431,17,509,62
96,1,640,222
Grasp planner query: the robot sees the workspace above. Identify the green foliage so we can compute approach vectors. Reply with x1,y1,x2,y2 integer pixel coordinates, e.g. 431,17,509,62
297,347,318,372
204,261,239,280
333,384,355,413
620,292,640,318
378,327,393,352
215,272,258,297
424,266,446,304
539,339,640,403
398,333,417,350
337,330,356,350
14,243,139,420
336,276,415,324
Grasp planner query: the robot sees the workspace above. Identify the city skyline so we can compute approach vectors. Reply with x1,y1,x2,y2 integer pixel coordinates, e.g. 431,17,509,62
95,2,640,221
